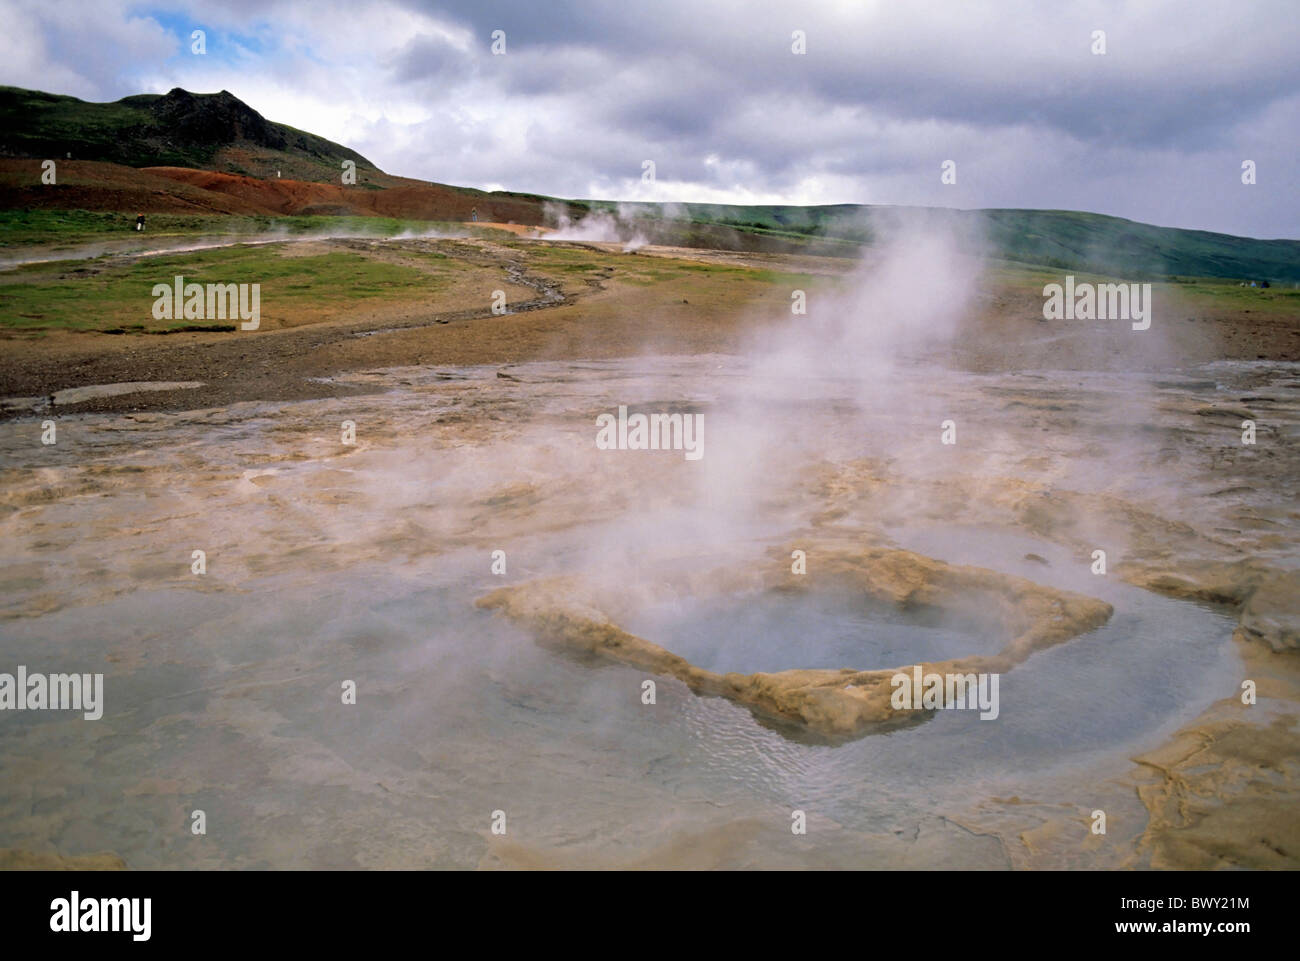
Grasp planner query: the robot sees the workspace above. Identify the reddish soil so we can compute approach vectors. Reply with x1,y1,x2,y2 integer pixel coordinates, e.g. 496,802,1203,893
0,158,550,223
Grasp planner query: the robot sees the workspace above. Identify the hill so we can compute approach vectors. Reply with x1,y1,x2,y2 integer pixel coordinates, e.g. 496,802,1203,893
1,84,1297,282
0,85,377,183
602,201,1300,283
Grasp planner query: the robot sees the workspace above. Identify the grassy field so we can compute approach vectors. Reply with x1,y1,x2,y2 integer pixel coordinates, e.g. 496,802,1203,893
0,212,1294,375
4,197,1296,287
0,230,1296,420
5,228,1291,338
982,259,1300,319
0,210,512,250
513,239,826,293
0,246,438,333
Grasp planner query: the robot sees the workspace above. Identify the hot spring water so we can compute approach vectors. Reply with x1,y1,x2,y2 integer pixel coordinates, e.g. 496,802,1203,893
0,357,1249,867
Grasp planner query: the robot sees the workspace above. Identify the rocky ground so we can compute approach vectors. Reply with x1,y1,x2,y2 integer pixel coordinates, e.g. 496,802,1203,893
0,236,1296,869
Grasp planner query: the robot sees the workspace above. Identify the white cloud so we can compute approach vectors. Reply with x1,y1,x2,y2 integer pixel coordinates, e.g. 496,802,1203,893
0,0,1296,236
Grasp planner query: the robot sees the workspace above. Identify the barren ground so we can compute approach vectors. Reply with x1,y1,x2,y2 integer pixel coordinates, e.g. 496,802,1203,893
0,233,1296,869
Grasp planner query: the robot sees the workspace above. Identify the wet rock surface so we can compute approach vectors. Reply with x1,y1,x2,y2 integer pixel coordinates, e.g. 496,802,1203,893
478,545,1114,741
0,356,1295,869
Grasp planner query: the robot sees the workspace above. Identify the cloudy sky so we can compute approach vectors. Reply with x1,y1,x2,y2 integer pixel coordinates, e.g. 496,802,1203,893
2,0,1297,238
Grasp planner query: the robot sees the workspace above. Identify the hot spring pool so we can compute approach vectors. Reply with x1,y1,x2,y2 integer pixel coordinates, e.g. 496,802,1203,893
622,590,1001,674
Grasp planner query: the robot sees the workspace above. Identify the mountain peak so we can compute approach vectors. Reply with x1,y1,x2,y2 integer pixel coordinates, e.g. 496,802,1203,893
149,87,275,149
0,84,377,177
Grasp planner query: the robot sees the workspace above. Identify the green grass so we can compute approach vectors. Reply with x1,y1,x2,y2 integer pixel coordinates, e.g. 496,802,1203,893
986,259,1300,319
1159,277,1300,316
1,226,1288,338
0,210,511,249
522,245,826,291
0,247,433,332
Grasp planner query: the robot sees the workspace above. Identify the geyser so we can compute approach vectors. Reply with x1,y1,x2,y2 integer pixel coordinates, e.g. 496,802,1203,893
477,541,1115,742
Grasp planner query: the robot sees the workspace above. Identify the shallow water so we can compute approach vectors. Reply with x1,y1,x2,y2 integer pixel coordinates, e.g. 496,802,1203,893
625,591,1002,673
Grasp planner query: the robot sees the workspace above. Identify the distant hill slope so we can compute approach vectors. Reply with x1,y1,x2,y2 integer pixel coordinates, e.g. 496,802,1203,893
603,201,1300,283
1,85,1297,282
0,86,377,183
978,208,1300,284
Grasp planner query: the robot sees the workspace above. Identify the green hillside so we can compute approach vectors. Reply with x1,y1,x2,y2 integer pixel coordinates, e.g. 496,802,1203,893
1,83,1296,283
597,201,1300,284
0,85,376,178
